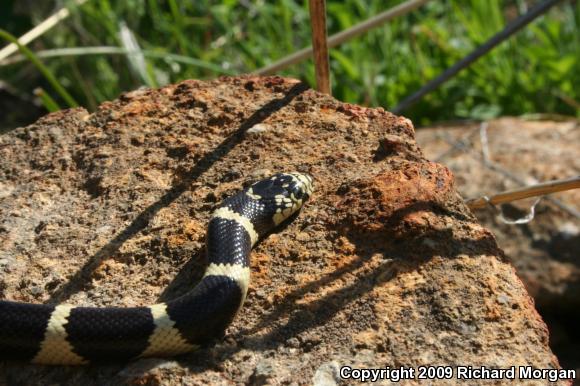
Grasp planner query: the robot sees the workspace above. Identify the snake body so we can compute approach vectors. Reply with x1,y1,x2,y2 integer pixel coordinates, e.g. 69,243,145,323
0,173,313,364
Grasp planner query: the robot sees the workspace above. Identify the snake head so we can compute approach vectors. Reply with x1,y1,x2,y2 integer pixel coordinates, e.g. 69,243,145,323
246,172,313,226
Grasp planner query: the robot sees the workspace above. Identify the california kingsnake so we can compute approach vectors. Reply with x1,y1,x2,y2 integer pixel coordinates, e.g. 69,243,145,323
0,173,313,364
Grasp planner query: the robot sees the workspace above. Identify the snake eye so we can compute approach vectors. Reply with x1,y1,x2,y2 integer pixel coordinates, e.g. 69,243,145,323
292,189,304,200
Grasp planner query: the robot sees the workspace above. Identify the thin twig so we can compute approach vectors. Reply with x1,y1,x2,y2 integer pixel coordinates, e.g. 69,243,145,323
254,0,430,75
436,123,580,218
466,176,580,210
0,0,88,62
308,0,331,94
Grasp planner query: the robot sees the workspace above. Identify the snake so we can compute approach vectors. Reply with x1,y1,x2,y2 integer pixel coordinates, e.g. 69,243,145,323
0,172,313,364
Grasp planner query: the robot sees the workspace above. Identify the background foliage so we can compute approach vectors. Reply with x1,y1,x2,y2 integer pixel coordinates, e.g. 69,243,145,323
1,0,579,125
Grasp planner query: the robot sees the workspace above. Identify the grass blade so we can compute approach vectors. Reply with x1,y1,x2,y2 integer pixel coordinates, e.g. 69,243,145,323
0,28,78,108
34,87,61,112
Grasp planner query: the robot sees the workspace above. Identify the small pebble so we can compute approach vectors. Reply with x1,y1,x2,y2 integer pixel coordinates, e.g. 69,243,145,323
312,361,340,386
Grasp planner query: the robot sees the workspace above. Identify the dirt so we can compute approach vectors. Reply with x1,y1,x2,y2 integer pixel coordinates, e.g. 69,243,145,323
0,77,571,385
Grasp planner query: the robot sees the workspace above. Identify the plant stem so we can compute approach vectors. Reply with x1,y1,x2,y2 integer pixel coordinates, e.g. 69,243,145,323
0,29,78,108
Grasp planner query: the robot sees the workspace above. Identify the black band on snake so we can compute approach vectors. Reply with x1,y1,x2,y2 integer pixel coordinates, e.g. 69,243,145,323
0,173,313,364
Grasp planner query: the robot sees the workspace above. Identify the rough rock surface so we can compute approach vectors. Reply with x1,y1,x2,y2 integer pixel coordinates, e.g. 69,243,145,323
416,118,579,310
0,77,570,385
416,118,579,382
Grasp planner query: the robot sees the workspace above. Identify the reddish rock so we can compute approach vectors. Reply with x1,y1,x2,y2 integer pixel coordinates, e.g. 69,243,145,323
0,77,570,385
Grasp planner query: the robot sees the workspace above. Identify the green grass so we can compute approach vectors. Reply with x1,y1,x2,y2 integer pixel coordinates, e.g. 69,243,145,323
0,28,78,108
0,0,578,124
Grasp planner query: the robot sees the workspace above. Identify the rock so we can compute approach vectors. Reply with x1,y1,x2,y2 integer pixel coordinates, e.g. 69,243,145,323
248,360,276,385
117,359,181,385
312,361,340,386
246,123,269,134
0,77,570,385
416,118,579,376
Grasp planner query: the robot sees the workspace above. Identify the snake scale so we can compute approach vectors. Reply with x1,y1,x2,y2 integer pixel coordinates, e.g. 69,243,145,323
0,172,313,364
